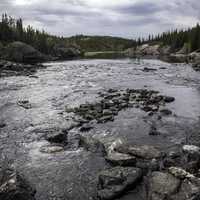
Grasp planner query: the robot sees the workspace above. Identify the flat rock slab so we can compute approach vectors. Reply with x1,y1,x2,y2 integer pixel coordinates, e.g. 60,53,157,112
117,145,162,160
105,151,136,166
97,167,142,200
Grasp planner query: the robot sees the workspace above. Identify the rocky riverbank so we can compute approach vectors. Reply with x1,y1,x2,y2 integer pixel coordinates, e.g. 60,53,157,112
125,43,200,69
0,60,44,77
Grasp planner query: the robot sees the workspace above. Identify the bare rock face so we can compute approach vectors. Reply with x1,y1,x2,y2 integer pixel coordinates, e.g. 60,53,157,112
0,168,36,200
97,167,142,200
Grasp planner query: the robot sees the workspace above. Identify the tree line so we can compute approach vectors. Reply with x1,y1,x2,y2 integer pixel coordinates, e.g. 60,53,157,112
0,13,65,54
1,13,200,54
136,23,200,53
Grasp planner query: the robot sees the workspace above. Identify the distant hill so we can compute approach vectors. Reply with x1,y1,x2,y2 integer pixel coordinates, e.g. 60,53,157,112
68,35,136,52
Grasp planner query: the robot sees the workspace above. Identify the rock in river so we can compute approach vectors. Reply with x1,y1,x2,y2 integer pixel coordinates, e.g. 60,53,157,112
0,168,36,200
148,171,180,200
45,129,68,144
117,145,162,160
17,100,32,109
40,145,64,153
78,135,106,155
97,167,142,200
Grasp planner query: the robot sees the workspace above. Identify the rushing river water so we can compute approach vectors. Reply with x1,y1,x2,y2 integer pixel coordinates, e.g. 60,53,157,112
0,58,200,200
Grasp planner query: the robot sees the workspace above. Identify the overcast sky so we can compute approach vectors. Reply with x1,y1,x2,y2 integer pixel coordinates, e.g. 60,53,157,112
1,0,200,39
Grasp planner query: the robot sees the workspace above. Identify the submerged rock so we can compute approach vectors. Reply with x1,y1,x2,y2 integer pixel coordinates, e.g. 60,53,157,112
66,89,175,125
40,145,64,153
97,167,142,200
160,108,172,115
164,96,175,103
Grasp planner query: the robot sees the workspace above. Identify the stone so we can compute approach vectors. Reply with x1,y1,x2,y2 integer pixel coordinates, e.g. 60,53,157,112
78,135,106,155
117,145,162,160
168,167,195,179
0,123,6,128
148,171,181,200
17,100,32,109
106,151,136,166
97,167,142,200
160,109,172,115
142,67,157,72
79,124,93,132
149,126,161,136
40,145,64,153
164,96,175,103
45,130,67,144
0,168,36,200
183,145,200,154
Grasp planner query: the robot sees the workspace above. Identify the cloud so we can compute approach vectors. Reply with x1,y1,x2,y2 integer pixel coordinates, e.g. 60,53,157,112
1,0,200,38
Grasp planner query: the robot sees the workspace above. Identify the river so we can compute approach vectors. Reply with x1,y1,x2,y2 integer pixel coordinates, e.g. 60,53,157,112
0,58,200,200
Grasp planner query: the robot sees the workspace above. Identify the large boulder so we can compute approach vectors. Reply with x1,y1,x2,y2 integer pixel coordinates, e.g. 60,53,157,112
4,41,46,63
97,167,142,200
148,171,180,200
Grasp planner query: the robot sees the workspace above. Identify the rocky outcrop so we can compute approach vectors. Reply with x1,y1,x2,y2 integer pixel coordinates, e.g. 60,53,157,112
53,44,82,59
124,44,171,57
3,41,47,63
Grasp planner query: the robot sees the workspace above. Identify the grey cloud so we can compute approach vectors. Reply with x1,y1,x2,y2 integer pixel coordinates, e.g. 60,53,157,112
1,0,200,38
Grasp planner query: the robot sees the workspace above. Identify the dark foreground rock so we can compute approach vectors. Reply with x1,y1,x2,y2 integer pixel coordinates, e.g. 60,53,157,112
97,167,142,200
0,168,36,200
